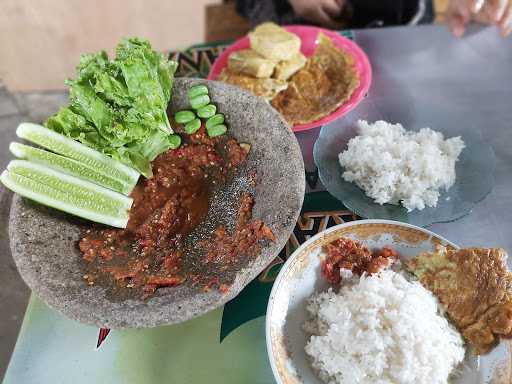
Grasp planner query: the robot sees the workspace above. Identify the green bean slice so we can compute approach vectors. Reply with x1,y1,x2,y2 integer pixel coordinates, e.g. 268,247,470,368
206,113,225,129
207,124,227,138
174,110,195,124
190,94,210,110
184,118,201,134
197,104,217,119
187,85,209,99
168,134,182,149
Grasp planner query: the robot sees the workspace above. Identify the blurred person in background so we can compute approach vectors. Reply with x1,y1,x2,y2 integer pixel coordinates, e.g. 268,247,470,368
448,0,511,36
236,0,511,37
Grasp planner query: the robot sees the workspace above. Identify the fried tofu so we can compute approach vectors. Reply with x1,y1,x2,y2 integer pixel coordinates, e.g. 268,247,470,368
274,52,307,81
406,247,512,354
249,22,301,61
227,49,276,78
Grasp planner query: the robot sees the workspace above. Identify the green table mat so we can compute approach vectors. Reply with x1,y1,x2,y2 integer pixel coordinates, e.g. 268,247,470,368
4,192,357,384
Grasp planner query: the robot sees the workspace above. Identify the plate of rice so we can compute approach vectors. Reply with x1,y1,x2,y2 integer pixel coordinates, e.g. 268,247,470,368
265,220,511,384
313,102,496,226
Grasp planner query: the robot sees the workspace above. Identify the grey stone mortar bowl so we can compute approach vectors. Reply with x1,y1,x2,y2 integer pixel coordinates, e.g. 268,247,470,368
8,78,305,328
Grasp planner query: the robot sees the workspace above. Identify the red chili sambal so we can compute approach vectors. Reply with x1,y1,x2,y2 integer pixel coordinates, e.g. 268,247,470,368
78,125,274,299
321,237,398,285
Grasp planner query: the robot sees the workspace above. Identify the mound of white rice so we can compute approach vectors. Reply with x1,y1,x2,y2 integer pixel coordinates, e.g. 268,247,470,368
338,120,465,211
304,270,465,384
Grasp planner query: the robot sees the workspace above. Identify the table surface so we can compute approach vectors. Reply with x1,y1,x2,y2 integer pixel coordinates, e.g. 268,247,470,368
297,24,512,252
2,24,512,383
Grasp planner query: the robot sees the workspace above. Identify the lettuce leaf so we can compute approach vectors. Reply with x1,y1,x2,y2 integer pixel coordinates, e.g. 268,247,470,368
45,37,178,178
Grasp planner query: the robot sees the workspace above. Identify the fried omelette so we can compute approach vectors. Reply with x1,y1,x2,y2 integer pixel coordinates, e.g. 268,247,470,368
218,69,288,100
406,246,512,354
271,33,360,125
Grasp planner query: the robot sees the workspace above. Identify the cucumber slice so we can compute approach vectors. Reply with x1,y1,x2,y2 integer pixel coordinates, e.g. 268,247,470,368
7,160,133,215
1,170,129,228
10,142,132,195
17,123,139,190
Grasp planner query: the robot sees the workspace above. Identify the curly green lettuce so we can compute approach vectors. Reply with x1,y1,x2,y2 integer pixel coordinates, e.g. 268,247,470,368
45,37,178,177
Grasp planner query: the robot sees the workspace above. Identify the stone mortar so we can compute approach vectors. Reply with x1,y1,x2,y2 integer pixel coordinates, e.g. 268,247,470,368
8,78,305,328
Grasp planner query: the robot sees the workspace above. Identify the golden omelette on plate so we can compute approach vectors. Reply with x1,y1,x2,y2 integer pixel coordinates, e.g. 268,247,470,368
218,23,360,126
406,246,512,355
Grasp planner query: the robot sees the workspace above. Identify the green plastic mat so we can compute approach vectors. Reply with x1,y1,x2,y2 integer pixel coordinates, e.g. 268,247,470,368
4,191,358,384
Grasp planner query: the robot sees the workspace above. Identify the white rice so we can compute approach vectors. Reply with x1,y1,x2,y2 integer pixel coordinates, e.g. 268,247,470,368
304,270,465,384
338,120,465,211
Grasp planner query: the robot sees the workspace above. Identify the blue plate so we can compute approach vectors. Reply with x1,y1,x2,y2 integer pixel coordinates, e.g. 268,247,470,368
313,99,496,227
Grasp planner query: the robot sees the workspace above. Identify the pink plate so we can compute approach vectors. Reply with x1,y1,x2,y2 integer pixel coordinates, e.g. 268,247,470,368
208,25,372,132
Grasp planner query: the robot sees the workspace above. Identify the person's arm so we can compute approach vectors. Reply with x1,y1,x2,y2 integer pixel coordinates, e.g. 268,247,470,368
236,0,298,26
236,0,349,28
447,0,512,37
288,0,347,28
